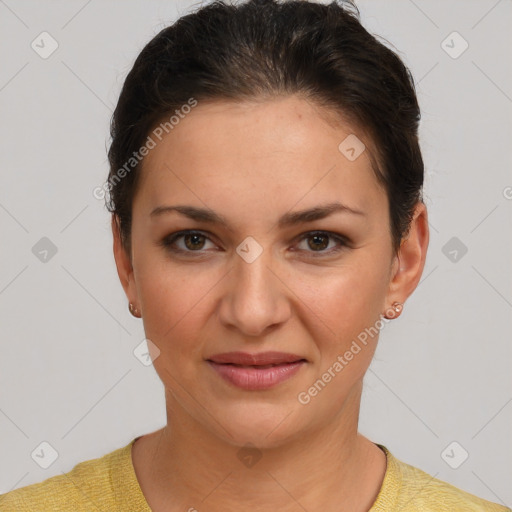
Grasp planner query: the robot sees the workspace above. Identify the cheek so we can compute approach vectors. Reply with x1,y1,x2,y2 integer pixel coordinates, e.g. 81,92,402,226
135,244,186,317
294,264,388,409
136,256,219,357
297,256,390,335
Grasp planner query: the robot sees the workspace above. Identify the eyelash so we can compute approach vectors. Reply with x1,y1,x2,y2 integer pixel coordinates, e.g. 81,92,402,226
160,230,349,258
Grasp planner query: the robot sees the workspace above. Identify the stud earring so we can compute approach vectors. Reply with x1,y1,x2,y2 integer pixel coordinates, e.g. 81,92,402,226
129,302,140,318
384,301,403,319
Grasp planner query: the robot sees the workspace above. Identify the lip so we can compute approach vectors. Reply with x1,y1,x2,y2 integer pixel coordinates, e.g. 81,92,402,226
206,352,307,391
207,351,305,366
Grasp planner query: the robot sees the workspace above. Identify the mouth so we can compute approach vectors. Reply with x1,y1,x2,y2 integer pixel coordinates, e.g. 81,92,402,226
206,352,307,390
206,351,307,366
216,362,305,369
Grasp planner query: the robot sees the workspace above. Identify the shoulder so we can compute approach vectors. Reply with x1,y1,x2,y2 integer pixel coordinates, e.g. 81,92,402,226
0,441,133,512
376,445,511,512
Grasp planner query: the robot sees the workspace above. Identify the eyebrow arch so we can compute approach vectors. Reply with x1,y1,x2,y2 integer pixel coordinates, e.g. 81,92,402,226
150,202,366,229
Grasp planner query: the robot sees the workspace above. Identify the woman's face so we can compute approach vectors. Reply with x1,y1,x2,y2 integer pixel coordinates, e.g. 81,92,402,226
114,95,426,447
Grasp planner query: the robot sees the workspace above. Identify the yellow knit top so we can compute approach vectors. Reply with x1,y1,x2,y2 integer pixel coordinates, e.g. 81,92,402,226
0,438,509,511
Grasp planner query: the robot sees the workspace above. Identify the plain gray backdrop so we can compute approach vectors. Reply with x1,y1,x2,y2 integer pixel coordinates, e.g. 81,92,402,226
1,0,511,507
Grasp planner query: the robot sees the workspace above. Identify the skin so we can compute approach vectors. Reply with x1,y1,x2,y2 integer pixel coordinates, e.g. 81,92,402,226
113,95,429,512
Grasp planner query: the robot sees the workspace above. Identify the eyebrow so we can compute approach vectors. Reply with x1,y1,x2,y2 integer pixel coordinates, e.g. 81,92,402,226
150,202,366,229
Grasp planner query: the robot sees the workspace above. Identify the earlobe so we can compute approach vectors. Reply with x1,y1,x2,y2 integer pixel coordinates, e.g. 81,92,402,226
384,202,429,312
383,301,404,319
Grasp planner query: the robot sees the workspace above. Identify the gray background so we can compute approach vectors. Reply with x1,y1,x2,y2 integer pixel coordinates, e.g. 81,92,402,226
1,0,511,506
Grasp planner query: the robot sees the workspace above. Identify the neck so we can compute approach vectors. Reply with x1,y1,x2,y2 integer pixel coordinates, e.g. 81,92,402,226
133,381,386,512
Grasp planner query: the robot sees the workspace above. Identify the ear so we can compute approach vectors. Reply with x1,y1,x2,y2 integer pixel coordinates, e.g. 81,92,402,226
112,215,139,306
385,201,429,306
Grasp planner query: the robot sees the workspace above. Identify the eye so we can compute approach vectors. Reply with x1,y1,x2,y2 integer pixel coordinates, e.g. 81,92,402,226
294,231,348,256
160,230,217,254
160,230,348,257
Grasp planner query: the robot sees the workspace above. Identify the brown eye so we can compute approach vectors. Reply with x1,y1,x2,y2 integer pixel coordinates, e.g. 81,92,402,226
161,231,216,253
183,233,206,250
306,233,330,251
295,231,348,255
161,230,348,258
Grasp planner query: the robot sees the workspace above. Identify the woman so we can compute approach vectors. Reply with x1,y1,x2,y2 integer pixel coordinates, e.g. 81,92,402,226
1,0,509,510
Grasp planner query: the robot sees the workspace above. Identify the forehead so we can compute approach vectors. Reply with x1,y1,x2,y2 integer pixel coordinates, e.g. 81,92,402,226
134,96,385,221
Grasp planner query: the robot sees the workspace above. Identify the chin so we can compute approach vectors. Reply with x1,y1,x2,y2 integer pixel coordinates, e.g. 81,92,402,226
211,403,307,450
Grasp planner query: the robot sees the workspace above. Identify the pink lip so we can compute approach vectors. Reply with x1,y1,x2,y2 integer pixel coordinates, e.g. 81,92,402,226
206,352,307,391
207,351,305,366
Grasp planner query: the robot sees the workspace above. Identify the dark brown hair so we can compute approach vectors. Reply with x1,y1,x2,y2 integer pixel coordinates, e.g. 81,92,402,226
106,0,424,257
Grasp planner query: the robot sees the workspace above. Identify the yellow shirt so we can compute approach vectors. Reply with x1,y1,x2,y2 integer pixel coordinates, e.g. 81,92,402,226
0,439,509,511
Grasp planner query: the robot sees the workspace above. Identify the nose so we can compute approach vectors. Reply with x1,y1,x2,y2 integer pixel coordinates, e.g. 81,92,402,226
217,245,291,338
